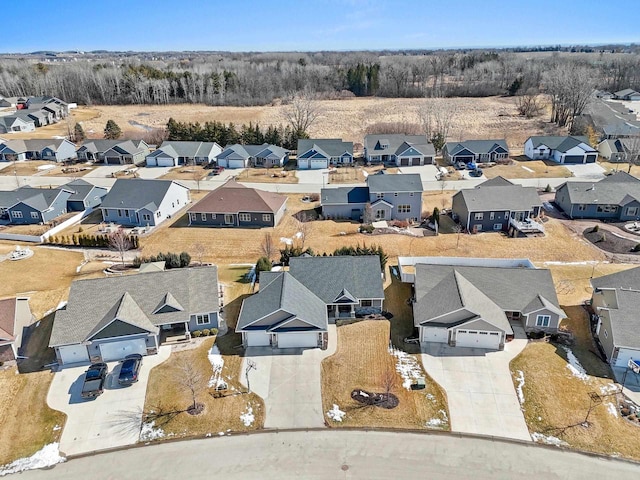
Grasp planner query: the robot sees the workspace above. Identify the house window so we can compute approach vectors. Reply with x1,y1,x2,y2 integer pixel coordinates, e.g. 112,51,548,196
397,205,411,213
11,211,22,218
30,212,39,219
124,209,129,216
201,213,207,221
211,214,216,219
189,213,197,222
194,314,210,325
578,204,586,211
376,193,384,199
375,209,386,220
490,212,495,220
360,300,373,307
536,315,551,327
474,213,484,220
117,209,123,217
156,211,161,218
239,213,251,222
493,223,502,230
262,214,271,222
394,192,398,197
626,207,638,216
597,205,618,213
224,214,234,224
142,214,151,222
409,192,414,197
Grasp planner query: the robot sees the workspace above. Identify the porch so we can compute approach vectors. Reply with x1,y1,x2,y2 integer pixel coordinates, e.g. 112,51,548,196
159,322,191,345
508,216,545,236
327,304,356,320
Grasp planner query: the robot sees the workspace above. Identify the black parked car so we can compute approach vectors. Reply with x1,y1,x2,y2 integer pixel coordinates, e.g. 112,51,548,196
118,354,143,386
469,168,484,177
81,363,108,399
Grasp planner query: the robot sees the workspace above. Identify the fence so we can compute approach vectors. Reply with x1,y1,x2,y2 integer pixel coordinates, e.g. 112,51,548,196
0,208,93,244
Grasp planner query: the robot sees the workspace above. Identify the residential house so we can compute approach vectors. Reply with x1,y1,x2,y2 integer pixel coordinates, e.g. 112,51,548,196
443,139,509,165
62,179,108,211
23,109,53,127
602,123,640,139
49,266,222,365
321,173,423,222
100,178,190,227
0,116,35,134
591,266,640,367
364,134,435,166
524,136,598,164
613,89,640,101
297,139,354,169
0,96,24,108
451,177,544,235
598,138,640,163
0,297,33,363
236,256,384,349
216,144,289,169
0,186,72,224
0,139,77,162
187,179,287,228
146,141,222,167
554,171,640,220
76,139,150,165
402,257,565,350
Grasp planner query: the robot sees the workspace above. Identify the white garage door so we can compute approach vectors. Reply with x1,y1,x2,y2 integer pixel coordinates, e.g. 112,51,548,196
146,157,157,166
421,327,449,343
614,348,640,368
228,159,245,169
245,331,271,347
58,344,89,365
99,338,147,362
456,329,501,350
310,159,327,169
156,157,176,167
277,332,318,349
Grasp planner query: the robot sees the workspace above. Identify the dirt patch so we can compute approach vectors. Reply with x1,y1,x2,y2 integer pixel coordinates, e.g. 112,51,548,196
583,227,640,255
351,389,399,409
235,167,298,184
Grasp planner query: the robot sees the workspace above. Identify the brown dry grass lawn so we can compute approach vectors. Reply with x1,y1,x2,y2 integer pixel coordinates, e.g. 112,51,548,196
511,306,640,460
321,320,448,429
0,161,58,177
483,159,572,180
599,161,639,177
143,337,264,438
0,368,66,465
235,167,298,184
159,165,210,182
327,166,365,184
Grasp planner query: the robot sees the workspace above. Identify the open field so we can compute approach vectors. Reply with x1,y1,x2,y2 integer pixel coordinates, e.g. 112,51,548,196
75,97,562,147
4,107,100,140
483,159,573,180
235,167,298,184
321,320,448,429
327,166,366,184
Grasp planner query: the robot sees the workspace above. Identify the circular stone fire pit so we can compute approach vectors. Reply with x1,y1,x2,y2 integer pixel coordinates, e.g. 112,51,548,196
351,389,399,409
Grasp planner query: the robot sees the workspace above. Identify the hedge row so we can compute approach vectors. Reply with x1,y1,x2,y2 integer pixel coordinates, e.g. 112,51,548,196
46,233,139,249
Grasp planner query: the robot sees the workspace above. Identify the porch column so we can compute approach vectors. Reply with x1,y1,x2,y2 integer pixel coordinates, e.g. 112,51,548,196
185,321,191,340
333,305,338,318
350,305,355,318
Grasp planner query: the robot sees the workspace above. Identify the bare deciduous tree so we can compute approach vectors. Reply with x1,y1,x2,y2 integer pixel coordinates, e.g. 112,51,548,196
362,203,374,225
260,232,276,260
419,99,456,153
625,135,640,173
282,91,321,137
191,242,206,266
295,212,312,249
543,65,594,130
108,229,131,267
176,358,207,413
516,90,544,118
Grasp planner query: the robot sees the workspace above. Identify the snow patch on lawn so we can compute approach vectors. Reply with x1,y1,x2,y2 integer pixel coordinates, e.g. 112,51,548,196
426,409,448,428
207,345,225,388
0,443,65,476
240,406,255,427
140,421,165,441
531,432,568,447
390,347,423,390
515,370,525,405
327,404,346,422
600,383,619,395
561,346,589,381
606,402,619,417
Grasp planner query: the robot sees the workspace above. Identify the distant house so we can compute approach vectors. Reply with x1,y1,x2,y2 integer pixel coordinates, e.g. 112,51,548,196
613,89,640,101
0,186,72,224
554,171,640,220
187,179,287,228
0,139,77,162
0,297,33,363
146,141,223,167
77,139,150,165
443,139,509,165
591,266,640,368
602,123,640,139
62,179,108,211
23,109,53,127
297,139,354,169
524,136,597,164
100,179,190,227
321,173,423,222
0,116,35,134
598,138,640,163
405,257,565,350
451,177,544,235
216,144,289,169
364,134,435,166
236,256,384,349
50,266,222,365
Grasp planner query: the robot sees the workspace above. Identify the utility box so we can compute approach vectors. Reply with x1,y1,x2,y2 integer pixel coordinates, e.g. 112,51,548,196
411,377,426,390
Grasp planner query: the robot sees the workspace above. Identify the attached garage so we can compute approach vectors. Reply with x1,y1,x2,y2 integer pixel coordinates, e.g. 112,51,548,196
613,348,640,368
245,331,271,347
421,326,449,343
98,338,147,361
411,157,421,166
455,329,501,350
310,159,328,169
106,156,122,165
400,158,410,166
585,153,597,163
276,332,319,349
57,344,90,365
454,155,474,163
562,155,586,164
149,156,177,167
227,159,246,169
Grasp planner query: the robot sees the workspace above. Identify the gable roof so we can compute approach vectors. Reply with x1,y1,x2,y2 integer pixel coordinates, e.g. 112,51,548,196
367,173,423,193
217,144,288,160
152,141,221,159
445,139,509,156
50,266,219,347
0,138,70,154
0,186,71,211
297,139,354,158
364,134,435,157
188,180,286,214
320,186,370,205
526,136,595,153
557,171,640,205
78,139,148,155
100,178,187,211
61,179,106,202
453,176,541,212
0,298,17,342
615,89,640,97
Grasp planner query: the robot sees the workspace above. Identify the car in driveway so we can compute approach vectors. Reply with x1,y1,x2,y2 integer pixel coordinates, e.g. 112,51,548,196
469,168,483,177
81,363,108,399
209,166,225,176
118,354,143,386
454,161,467,170
466,162,478,170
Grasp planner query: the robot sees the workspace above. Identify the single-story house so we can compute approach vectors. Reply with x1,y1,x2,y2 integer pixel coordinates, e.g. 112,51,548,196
598,138,640,163
76,139,150,165
62,179,108,211
451,176,544,235
0,297,33,363
591,266,640,367
297,139,354,169
321,173,423,222
0,139,77,162
0,116,36,134
49,266,222,365
100,178,190,227
602,123,640,139
188,179,287,228
0,186,72,224
443,139,509,165
216,144,289,169
146,141,223,167
364,134,435,166
23,109,53,127
237,255,384,349
613,89,640,101
554,171,640,220
405,257,565,350
524,136,597,164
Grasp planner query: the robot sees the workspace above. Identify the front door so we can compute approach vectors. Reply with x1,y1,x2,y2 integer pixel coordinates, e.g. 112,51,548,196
375,209,386,220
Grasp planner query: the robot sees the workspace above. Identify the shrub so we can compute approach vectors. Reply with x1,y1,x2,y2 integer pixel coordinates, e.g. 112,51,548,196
179,251,191,267
77,226,84,233
255,256,272,279
210,328,218,336
634,244,640,252
544,184,552,193
309,193,320,202
592,225,599,232
621,407,631,416
201,328,210,336
166,252,181,269
192,330,202,338
359,224,374,233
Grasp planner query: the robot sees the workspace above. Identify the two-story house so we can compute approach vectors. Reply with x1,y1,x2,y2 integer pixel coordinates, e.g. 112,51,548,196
297,139,354,169
364,134,435,166
524,136,597,164
216,144,289,169
146,141,223,167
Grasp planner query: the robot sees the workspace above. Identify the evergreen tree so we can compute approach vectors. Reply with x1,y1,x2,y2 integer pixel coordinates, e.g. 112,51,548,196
104,119,122,139
73,123,86,143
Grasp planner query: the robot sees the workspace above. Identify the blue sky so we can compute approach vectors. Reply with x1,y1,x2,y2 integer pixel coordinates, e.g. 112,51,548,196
3,0,638,52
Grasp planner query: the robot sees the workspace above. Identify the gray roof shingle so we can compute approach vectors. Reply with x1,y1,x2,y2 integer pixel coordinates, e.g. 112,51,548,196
364,134,435,157
320,186,369,205
453,176,542,212
445,139,509,156
297,139,353,158
100,178,187,211
367,173,423,193
527,136,595,153
557,171,640,206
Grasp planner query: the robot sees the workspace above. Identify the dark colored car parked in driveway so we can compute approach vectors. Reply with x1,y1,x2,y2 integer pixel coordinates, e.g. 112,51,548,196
118,354,143,386
81,363,108,399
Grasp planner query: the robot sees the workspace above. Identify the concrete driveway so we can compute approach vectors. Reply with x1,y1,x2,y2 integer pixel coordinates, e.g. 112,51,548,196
565,163,606,179
398,164,440,181
47,346,170,456
240,326,336,429
421,331,530,441
135,166,173,179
